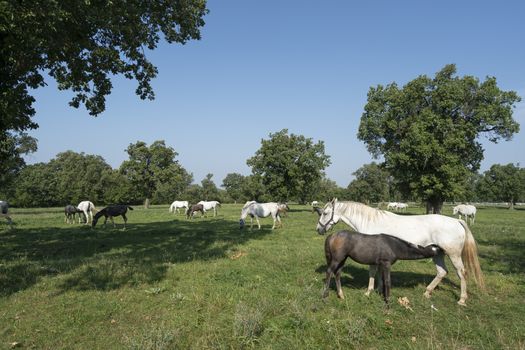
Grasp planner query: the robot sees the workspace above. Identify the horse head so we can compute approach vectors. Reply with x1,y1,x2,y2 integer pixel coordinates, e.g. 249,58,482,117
316,198,340,235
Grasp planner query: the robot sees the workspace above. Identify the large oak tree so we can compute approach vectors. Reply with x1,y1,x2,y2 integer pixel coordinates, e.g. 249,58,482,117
0,0,208,178
358,64,521,213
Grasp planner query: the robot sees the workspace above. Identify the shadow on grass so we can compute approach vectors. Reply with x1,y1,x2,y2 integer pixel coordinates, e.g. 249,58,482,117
0,217,272,296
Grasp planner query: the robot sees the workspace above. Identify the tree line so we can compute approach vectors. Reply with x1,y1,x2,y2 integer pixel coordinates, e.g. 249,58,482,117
2,134,523,208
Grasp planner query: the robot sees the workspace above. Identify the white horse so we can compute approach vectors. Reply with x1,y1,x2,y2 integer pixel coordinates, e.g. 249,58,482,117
240,202,282,230
386,202,398,210
453,204,477,225
77,201,97,225
0,201,13,227
197,200,221,217
311,201,319,207
396,202,408,211
316,199,484,305
169,200,189,214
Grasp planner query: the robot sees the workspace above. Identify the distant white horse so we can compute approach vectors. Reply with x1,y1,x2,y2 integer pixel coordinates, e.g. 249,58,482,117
396,202,408,211
77,201,97,225
311,201,319,207
240,202,282,230
169,200,189,214
198,200,221,217
386,202,397,210
316,199,484,305
0,201,13,227
453,204,477,225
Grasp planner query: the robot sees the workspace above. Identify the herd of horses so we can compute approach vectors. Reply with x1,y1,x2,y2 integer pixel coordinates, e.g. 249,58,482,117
1,198,484,306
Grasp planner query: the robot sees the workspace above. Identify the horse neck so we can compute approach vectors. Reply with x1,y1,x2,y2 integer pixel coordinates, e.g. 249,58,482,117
336,202,378,232
240,206,250,220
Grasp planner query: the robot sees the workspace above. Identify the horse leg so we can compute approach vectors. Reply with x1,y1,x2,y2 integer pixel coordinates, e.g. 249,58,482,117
449,254,468,306
424,252,448,299
122,214,127,229
381,261,392,303
365,265,378,296
334,261,346,299
256,216,261,230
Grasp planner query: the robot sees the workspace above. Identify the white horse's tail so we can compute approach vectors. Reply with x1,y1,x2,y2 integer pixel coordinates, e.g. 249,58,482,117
460,220,485,290
169,204,174,213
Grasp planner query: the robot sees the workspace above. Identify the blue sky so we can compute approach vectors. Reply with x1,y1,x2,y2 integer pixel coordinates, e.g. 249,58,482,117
28,0,525,187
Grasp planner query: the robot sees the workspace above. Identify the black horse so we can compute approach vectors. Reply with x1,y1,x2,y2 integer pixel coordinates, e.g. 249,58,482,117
186,204,204,219
92,205,133,229
323,230,443,303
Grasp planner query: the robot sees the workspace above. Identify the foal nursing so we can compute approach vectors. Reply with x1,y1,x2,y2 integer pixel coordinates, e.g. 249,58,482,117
323,230,443,302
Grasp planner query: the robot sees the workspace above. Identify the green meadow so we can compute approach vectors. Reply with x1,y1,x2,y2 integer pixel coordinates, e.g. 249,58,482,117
1,204,524,349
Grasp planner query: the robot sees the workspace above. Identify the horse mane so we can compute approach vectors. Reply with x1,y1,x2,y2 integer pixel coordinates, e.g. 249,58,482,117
337,201,390,226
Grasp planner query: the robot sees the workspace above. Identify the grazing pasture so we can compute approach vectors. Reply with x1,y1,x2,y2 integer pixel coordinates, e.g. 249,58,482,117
1,204,524,349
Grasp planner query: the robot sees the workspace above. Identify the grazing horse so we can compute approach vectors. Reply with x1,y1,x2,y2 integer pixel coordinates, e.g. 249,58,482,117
186,204,205,219
396,202,408,211
386,202,398,210
239,202,282,230
277,203,290,217
0,201,13,227
92,205,133,228
197,200,221,217
324,230,443,302
77,201,97,225
169,200,189,214
316,198,484,305
453,204,477,225
64,205,83,224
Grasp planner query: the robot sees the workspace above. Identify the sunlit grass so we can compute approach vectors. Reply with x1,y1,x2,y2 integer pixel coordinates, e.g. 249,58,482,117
1,204,524,349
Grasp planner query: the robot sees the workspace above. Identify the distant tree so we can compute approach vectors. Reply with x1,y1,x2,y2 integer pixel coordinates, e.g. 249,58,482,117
346,163,390,204
312,177,345,203
222,173,246,203
0,132,37,196
12,163,58,207
358,64,521,213
49,151,115,204
478,164,525,209
0,0,208,172
11,151,120,206
201,173,219,200
241,175,269,203
183,184,203,205
120,140,190,208
247,129,331,203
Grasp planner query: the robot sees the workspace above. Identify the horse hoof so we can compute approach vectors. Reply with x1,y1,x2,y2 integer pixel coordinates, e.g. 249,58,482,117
457,300,467,306
423,291,432,299
364,291,371,297
337,294,345,300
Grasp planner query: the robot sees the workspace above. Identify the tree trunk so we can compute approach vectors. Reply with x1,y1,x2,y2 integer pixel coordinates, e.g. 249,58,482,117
144,198,150,209
425,198,443,214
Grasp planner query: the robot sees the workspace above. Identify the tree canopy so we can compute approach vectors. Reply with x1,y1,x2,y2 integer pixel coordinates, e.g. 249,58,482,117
346,162,390,204
247,129,331,203
0,0,208,174
358,64,521,213
120,140,192,207
477,163,525,208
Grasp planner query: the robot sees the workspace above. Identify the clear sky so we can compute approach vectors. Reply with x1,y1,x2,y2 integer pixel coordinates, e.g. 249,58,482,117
27,0,525,187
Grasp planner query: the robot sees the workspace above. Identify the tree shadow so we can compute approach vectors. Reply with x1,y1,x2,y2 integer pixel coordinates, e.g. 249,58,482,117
0,217,272,296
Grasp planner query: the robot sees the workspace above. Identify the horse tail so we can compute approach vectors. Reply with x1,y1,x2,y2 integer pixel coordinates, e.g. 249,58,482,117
460,220,485,291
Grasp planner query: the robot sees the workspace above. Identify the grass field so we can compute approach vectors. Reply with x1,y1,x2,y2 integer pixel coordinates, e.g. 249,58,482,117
1,204,524,349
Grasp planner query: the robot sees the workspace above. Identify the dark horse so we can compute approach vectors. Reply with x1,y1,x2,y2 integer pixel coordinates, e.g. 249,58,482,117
186,204,204,219
324,230,442,303
64,204,83,224
92,205,133,228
